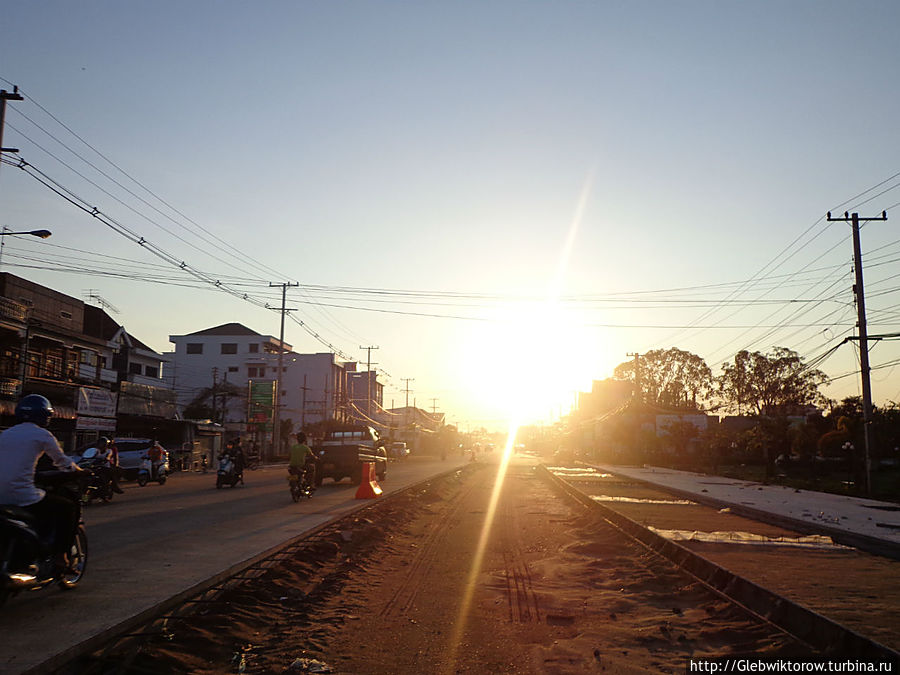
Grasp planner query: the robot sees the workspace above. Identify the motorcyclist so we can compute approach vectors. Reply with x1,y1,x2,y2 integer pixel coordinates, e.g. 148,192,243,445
94,436,123,494
148,441,166,480
232,438,245,484
0,394,82,572
289,431,316,488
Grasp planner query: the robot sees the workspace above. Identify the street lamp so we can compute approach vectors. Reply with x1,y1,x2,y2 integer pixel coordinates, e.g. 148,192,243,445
0,229,51,238
0,226,52,272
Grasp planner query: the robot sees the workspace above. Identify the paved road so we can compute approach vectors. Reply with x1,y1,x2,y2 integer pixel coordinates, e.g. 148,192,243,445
0,456,466,674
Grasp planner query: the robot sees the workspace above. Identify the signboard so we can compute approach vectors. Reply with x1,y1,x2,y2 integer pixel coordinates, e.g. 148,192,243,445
76,387,117,417
247,380,277,432
76,415,117,431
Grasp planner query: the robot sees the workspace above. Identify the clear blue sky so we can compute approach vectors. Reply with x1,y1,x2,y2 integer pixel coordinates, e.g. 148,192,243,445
3,1,900,430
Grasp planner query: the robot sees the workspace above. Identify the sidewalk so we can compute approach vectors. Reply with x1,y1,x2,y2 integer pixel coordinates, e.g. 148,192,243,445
590,464,900,558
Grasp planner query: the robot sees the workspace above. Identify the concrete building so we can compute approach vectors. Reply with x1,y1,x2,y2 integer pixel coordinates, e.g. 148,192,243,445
0,273,174,449
166,323,383,439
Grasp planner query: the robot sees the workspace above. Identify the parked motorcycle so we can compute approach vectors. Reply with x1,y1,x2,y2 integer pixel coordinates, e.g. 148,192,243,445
77,447,115,504
0,470,89,608
216,454,241,489
136,454,168,487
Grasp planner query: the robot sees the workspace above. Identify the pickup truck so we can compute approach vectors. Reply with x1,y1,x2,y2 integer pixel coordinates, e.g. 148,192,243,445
314,443,388,486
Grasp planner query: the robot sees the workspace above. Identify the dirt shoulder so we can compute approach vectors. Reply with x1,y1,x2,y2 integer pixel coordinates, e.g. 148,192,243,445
80,458,811,674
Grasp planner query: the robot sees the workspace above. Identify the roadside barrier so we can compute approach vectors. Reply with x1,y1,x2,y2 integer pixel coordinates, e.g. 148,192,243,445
355,461,383,499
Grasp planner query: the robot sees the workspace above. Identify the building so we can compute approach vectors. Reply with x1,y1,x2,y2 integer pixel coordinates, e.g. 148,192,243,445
166,323,384,442
0,273,176,450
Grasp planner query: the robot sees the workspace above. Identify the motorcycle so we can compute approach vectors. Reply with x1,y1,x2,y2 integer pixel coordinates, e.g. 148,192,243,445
77,447,115,504
0,470,89,608
288,461,316,502
137,453,169,487
216,454,241,489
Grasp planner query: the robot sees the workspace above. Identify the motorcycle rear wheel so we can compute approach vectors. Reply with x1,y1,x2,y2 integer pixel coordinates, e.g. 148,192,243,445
137,474,149,487
59,525,88,589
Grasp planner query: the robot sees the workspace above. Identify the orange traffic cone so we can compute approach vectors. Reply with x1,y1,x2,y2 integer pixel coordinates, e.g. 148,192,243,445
355,461,383,499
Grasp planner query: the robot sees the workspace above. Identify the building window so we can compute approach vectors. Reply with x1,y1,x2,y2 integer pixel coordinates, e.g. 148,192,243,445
79,350,98,367
129,362,142,375
186,343,203,354
228,366,238,373
60,310,73,320
145,366,159,378
248,367,267,378
249,343,259,353
221,343,237,354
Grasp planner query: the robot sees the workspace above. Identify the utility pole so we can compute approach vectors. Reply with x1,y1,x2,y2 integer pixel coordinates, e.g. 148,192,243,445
268,282,298,459
627,352,641,403
211,367,219,423
430,397,439,414
401,378,414,428
827,210,888,495
359,345,379,419
0,86,24,178
300,374,309,429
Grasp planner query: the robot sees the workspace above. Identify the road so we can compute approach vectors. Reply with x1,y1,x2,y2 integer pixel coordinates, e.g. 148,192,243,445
0,455,466,675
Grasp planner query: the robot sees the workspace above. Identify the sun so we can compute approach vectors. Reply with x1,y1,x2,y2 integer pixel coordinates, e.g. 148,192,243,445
458,300,594,425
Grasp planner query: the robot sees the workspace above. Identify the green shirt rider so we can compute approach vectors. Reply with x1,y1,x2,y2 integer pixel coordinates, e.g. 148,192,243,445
289,432,316,486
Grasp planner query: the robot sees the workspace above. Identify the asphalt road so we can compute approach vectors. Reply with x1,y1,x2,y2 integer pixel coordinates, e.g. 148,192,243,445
0,455,467,675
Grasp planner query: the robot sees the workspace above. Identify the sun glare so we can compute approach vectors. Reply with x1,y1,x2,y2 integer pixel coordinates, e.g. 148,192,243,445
460,300,593,425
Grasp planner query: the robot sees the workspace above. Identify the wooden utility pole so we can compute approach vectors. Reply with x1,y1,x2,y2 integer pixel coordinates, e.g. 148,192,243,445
359,345,379,418
827,210,888,495
268,282,297,458
401,378,414,428
300,374,309,428
0,86,24,177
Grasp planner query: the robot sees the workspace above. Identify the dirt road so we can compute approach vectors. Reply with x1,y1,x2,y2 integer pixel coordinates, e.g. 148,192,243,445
69,457,812,674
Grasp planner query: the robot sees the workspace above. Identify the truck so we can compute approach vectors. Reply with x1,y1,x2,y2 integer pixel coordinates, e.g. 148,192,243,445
314,425,388,485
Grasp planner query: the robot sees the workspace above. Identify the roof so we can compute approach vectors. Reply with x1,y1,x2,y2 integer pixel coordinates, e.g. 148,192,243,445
185,323,261,337
83,305,158,353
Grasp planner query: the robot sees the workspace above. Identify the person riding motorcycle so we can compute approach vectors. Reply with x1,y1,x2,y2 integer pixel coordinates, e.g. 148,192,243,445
289,431,316,488
0,394,82,572
231,438,245,484
94,436,123,494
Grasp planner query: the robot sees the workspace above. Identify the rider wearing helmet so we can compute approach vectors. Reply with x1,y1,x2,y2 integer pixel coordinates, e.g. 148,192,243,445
94,436,123,494
0,394,82,571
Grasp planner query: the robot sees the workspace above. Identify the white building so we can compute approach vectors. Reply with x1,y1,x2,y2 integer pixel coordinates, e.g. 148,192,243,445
165,323,373,434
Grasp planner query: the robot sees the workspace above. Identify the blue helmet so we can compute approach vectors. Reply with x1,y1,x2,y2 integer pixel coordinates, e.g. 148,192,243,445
15,394,54,427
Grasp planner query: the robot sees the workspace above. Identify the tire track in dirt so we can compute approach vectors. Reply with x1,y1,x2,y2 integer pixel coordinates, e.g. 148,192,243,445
378,471,479,619
498,482,542,623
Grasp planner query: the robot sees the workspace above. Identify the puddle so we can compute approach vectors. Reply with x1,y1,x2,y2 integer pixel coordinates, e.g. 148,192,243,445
590,495,695,506
549,467,614,478
648,527,848,549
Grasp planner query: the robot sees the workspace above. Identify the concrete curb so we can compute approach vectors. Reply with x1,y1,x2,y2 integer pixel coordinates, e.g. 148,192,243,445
590,464,900,561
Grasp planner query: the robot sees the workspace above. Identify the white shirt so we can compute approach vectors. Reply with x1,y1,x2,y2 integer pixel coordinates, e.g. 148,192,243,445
0,422,78,506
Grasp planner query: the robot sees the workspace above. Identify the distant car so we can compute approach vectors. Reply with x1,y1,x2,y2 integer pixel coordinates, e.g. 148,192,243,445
389,442,409,460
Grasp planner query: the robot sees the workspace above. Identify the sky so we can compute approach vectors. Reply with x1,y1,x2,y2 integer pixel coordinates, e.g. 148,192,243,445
2,1,900,431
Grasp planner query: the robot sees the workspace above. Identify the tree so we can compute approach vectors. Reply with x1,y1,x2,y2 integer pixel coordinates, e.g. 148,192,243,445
661,419,699,460
613,348,713,409
717,347,828,416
